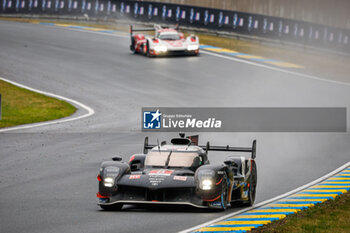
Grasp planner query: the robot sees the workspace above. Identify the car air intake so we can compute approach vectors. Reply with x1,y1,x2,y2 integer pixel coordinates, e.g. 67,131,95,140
171,138,191,145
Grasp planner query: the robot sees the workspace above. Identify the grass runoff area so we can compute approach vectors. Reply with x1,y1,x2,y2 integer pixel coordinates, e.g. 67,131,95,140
250,191,350,233
0,80,76,128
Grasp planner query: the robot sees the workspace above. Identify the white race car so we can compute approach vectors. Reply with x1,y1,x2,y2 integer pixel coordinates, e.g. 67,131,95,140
130,24,200,57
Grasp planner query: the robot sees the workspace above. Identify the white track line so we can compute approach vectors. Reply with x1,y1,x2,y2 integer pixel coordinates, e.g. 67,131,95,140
200,50,350,87
0,77,95,132
178,161,350,233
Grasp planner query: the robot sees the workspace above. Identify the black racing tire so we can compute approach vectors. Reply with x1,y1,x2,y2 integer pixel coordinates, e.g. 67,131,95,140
141,44,145,56
146,41,151,57
100,204,123,211
219,174,228,211
130,37,136,54
244,161,257,206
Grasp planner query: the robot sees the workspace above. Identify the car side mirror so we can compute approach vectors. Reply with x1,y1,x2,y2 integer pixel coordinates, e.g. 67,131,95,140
112,156,122,161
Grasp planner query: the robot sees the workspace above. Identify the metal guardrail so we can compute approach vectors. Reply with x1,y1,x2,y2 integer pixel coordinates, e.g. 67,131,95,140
1,0,349,54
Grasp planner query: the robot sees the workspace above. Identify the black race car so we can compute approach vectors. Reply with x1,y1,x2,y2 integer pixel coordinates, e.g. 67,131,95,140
97,133,257,210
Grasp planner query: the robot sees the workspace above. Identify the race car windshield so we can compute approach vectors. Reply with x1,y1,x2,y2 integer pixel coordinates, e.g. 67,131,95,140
158,34,180,40
145,151,199,167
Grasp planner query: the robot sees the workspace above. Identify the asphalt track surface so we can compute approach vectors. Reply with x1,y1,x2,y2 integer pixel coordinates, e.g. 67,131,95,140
0,20,350,233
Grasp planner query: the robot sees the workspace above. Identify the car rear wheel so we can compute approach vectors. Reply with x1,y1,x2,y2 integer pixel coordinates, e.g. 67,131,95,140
130,37,136,54
146,41,151,57
244,161,257,206
219,174,228,210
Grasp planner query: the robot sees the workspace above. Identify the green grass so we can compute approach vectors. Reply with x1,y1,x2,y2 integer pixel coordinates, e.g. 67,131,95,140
249,191,350,233
0,80,76,128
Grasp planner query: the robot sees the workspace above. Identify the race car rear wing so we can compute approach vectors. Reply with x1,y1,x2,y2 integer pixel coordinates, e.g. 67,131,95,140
130,25,155,36
143,135,257,159
130,24,180,36
198,140,257,159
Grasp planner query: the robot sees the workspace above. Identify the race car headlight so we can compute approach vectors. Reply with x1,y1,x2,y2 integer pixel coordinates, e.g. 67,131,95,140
197,169,215,190
187,45,199,51
103,177,115,187
154,45,167,52
200,179,213,190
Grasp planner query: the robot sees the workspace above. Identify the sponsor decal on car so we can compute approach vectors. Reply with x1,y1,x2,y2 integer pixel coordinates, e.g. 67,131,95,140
173,176,187,181
165,40,183,47
149,176,165,186
209,201,222,207
149,169,174,176
129,175,141,179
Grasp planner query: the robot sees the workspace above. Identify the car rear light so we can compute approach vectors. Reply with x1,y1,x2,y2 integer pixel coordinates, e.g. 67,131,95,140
97,174,102,181
191,37,196,42
96,192,109,198
153,39,159,43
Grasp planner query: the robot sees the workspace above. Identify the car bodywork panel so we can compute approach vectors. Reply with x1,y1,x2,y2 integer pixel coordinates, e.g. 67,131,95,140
130,24,200,57
97,134,257,210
